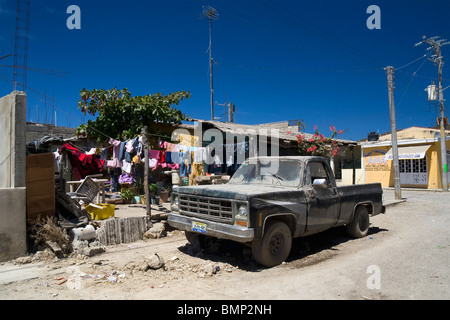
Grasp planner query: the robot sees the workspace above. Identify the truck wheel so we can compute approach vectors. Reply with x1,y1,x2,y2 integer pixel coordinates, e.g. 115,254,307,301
346,205,370,238
252,221,292,267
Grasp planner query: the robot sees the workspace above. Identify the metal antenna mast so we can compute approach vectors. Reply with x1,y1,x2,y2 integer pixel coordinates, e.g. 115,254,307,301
416,35,450,191
13,0,30,92
201,6,219,120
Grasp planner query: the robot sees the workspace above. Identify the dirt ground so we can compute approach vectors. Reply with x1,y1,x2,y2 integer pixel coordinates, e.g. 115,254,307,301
0,189,448,301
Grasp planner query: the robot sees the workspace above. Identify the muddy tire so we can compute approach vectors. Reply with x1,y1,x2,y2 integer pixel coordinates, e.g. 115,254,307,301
346,205,370,238
252,221,292,267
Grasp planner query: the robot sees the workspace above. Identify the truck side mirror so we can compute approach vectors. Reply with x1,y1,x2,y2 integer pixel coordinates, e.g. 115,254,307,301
312,178,328,189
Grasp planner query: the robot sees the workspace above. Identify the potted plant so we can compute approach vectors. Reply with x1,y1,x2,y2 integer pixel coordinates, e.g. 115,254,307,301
120,188,134,204
148,183,158,204
158,186,171,203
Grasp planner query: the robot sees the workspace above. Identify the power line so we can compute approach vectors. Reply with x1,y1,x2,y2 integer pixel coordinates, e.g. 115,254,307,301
216,61,381,74
0,64,68,77
395,52,432,71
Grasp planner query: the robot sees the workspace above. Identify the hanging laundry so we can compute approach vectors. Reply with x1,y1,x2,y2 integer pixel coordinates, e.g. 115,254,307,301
148,150,161,169
122,160,132,174
166,142,175,152
60,143,105,180
193,147,206,164
106,138,123,168
118,172,135,184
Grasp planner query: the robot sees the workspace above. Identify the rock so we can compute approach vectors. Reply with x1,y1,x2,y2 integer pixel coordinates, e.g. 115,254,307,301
145,253,164,270
143,222,166,239
139,262,150,272
46,241,64,258
202,263,217,275
71,240,89,251
83,246,105,257
31,249,56,262
15,256,32,264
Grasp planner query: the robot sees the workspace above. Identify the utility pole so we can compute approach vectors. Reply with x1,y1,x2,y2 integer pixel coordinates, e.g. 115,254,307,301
228,102,235,123
385,66,402,200
216,96,235,123
416,36,449,191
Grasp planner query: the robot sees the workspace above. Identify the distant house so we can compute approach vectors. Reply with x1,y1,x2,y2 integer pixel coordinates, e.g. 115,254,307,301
181,119,359,181
360,126,450,189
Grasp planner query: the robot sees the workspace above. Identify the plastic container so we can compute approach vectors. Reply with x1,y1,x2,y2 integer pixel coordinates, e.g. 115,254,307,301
71,224,96,241
85,203,115,220
172,172,180,185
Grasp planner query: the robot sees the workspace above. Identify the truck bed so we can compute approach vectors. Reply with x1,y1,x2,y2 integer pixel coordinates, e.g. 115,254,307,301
337,183,384,225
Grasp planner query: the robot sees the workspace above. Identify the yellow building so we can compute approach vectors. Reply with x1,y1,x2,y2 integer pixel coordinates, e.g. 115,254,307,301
360,127,450,189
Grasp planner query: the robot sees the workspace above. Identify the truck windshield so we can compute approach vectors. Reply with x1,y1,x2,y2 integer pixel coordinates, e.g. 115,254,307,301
228,159,302,187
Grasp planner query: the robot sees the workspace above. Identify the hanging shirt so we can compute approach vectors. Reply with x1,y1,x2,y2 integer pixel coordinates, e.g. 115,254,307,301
106,138,122,168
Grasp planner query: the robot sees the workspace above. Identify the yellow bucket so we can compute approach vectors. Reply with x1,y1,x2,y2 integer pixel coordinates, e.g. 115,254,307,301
85,203,115,220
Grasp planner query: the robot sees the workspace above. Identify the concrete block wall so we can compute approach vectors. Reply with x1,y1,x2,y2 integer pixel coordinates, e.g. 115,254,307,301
0,92,26,188
0,92,27,261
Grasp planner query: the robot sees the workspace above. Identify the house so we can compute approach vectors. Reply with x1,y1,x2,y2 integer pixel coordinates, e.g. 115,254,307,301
177,119,359,181
360,126,450,189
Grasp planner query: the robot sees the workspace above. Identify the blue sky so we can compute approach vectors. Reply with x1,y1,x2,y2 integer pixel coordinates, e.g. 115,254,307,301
1,0,449,141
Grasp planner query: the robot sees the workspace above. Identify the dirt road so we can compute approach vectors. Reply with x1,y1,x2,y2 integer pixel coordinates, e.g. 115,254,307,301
0,189,448,301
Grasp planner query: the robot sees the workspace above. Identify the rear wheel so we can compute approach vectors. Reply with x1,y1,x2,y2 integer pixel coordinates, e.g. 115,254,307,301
346,205,370,238
252,221,292,267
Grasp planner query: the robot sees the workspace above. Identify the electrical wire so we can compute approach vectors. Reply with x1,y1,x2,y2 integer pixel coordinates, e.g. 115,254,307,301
0,64,68,77
396,54,430,109
395,52,432,71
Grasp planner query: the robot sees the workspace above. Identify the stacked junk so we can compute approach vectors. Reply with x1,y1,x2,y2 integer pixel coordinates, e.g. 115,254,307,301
26,136,153,258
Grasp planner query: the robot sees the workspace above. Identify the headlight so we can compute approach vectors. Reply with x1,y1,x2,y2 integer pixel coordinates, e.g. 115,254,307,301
238,205,248,217
171,194,179,212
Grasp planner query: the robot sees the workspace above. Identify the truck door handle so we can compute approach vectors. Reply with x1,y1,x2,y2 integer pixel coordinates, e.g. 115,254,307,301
306,188,315,198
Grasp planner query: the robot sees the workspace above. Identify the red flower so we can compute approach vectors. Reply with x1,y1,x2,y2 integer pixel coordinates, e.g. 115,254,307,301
330,125,336,132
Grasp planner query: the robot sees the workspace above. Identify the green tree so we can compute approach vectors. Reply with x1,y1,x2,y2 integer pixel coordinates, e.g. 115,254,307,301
75,88,190,142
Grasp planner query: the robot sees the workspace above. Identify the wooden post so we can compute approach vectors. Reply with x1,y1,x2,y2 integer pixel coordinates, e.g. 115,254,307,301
141,126,151,218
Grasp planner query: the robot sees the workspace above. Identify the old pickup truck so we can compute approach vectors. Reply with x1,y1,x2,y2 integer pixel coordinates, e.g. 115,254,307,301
168,156,385,267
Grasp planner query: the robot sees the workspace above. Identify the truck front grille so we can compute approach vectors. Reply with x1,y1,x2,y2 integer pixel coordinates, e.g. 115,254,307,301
179,194,233,224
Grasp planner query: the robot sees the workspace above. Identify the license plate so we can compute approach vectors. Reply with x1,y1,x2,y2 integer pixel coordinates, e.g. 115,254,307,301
192,221,207,234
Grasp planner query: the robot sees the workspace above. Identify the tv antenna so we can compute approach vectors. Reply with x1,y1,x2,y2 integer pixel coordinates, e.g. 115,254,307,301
13,0,30,92
201,6,219,120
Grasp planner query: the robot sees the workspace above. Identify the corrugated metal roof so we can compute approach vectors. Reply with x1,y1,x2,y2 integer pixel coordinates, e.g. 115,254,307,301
193,120,355,144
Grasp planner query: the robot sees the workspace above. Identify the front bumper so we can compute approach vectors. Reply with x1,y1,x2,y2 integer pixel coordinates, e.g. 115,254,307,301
168,213,254,243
